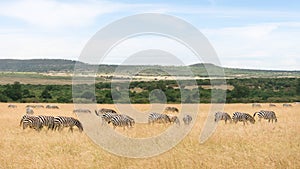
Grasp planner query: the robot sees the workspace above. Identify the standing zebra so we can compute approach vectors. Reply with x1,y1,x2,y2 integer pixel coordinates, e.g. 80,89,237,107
37,115,55,130
164,107,179,113
283,103,292,107
108,114,135,129
252,103,262,108
183,115,192,125
53,116,83,132
148,113,171,124
214,112,232,124
168,115,180,125
269,103,276,107
96,108,117,115
20,115,42,131
232,112,255,125
253,110,277,123
98,112,118,125
26,107,34,115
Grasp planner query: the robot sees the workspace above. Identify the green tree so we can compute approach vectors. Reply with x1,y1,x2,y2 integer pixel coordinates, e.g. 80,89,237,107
297,79,300,95
40,88,52,99
4,81,22,101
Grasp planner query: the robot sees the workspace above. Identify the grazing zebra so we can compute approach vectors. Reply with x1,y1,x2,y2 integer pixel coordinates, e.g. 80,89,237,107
168,115,180,125
148,113,171,124
73,108,91,113
214,112,232,124
108,114,135,129
96,108,117,114
183,115,192,125
26,107,34,115
20,115,42,131
26,105,36,108
97,112,118,124
8,104,17,108
164,107,179,113
46,105,59,109
35,105,44,108
252,103,262,108
269,103,276,107
232,112,255,125
283,103,292,107
37,115,55,130
253,110,277,123
53,116,83,132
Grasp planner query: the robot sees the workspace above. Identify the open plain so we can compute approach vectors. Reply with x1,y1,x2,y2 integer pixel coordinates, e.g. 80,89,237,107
0,103,299,169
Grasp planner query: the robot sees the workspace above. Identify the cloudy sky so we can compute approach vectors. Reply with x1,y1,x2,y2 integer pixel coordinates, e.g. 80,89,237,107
0,0,299,70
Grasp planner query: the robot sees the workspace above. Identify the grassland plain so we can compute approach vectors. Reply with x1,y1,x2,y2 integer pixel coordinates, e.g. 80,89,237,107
0,103,299,169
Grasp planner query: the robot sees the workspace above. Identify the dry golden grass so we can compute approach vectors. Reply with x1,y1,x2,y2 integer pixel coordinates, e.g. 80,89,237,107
0,103,299,169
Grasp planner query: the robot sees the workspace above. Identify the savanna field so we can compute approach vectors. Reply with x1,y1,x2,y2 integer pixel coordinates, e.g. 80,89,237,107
0,103,299,169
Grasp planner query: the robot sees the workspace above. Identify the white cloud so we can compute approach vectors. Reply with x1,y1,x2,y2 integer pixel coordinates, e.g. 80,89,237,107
0,0,128,29
202,22,300,70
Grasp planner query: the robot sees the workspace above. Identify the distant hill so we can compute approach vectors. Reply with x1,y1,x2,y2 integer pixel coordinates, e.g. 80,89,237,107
0,59,299,78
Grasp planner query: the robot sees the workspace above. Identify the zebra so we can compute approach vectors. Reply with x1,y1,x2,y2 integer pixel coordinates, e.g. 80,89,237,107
108,114,135,129
35,105,44,108
253,110,277,123
97,112,118,125
183,115,192,125
46,105,59,109
8,104,17,108
252,103,262,108
148,113,171,124
283,103,292,107
232,112,255,125
168,115,180,125
96,108,117,114
53,116,83,132
37,115,55,130
269,103,276,107
73,108,91,113
214,112,232,124
20,115,42,131
164,107,179,113
26,107,34,115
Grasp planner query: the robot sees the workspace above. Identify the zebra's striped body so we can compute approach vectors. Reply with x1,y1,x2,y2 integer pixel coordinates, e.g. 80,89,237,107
96,108,117,114
253,110,277,123
54,116,83,132
108,114,135,129
148,113,171,124
8,104,17,108
100,112,118,124
214,112,232,124
283,103,292,107
46,105,59,109
168,115,180,125
164,107,179,113
20,115,42,131
37,115,55,130
232,112,255,125
183,115,192,125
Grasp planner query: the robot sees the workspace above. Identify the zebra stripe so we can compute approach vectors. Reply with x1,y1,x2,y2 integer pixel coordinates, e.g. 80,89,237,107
108,114,135,129
232,112,255,125
183,115,192,125
20,115,42,131
37,115,55,130
148,113,171,124
100,112,118,124
253,110,277,123
214,112,232,124
54,116,83,132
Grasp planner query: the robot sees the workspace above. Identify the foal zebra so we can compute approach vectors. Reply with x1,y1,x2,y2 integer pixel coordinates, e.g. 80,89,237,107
214,112,232,124
108,114,135,129
20,115,42,131
53,116,83,132
253,110,277,123
148,113,171,124
183,115,192,125
232,112,255,125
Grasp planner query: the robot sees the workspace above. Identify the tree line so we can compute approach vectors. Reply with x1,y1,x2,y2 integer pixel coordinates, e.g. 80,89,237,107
0,78,299,103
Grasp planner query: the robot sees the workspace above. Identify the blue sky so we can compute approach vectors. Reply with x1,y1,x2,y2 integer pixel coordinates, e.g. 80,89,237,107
0,0,299,70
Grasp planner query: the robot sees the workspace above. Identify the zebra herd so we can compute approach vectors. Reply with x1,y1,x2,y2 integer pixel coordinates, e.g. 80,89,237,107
20,115,83,132
215,110,278,125
94,107,192,130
